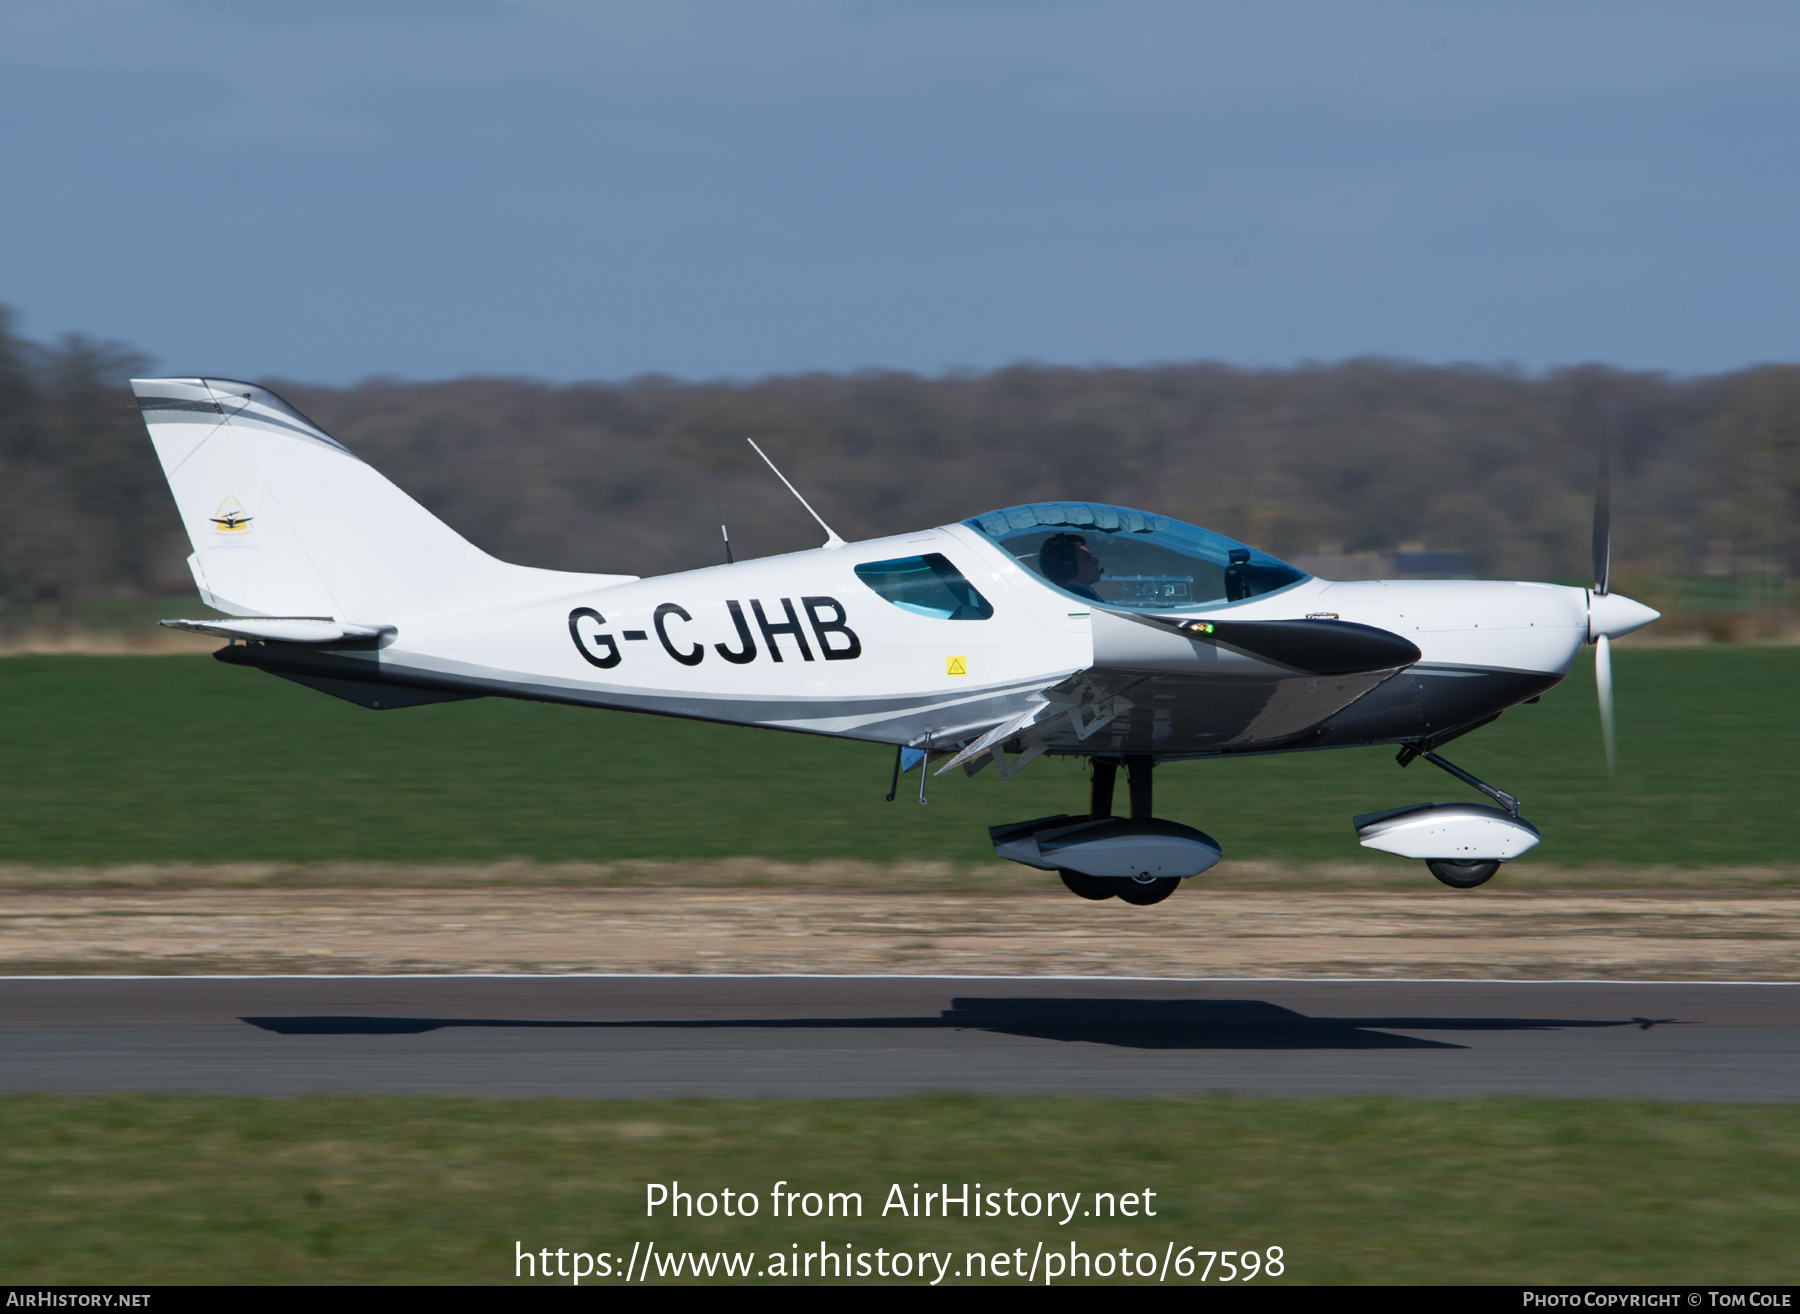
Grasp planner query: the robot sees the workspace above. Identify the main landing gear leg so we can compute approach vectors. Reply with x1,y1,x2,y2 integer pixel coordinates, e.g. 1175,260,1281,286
1396,744,1518,888
1125,755,1154,819
1088,757,1118,821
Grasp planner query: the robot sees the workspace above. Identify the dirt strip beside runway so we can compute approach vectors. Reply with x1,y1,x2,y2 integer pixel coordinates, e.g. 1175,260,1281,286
3,886,1797,979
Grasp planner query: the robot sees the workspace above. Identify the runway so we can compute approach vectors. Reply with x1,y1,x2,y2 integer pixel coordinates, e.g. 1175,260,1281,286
2,976,1796,1101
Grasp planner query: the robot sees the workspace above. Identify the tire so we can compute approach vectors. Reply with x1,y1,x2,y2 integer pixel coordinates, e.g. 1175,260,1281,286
1427,859,1502,889
1112,874,1181,906
1059,869,1116,900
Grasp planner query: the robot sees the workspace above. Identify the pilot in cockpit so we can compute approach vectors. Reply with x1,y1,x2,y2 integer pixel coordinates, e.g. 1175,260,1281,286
1039,532,1105,601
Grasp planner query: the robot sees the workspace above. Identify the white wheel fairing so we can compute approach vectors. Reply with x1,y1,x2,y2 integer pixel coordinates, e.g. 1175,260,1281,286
992,816,1223,879
1354,803,1542,862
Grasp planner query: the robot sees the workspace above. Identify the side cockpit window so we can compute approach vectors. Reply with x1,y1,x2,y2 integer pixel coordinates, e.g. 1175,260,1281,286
854,553,994,620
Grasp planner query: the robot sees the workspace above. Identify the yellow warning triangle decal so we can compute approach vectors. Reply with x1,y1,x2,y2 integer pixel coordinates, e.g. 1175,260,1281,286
946,656,967,676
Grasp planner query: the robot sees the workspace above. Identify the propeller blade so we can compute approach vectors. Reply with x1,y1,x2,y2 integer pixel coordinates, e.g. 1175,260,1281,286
1595,633,1616,784
1592,439,1612,596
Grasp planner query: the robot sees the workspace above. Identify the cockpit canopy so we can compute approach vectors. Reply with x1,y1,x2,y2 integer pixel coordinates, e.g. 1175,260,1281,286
963,502,1307,611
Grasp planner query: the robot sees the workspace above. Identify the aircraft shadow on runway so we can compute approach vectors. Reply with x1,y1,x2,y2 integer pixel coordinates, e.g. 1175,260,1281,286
239,998,1670,1051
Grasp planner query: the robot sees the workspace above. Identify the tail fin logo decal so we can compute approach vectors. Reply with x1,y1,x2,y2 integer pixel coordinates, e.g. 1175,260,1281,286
209,497,254,535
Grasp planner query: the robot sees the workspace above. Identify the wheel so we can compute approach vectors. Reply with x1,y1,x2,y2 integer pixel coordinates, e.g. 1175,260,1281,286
1059,869,1116,900
1427,859,1502,889
1112,874,1181,906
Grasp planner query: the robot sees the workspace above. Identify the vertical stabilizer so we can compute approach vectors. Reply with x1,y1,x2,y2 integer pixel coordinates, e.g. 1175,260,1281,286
134,377,633,621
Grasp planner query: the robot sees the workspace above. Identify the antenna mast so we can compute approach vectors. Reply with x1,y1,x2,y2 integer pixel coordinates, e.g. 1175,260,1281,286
713,483,734,564
746,438,845,549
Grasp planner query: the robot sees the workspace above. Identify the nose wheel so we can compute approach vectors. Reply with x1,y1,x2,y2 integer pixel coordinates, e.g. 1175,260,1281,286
1427,859,1501,888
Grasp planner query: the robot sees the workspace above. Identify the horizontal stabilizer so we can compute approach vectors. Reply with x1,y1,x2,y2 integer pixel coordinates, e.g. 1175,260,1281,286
160,618,390,645
266,671,479,710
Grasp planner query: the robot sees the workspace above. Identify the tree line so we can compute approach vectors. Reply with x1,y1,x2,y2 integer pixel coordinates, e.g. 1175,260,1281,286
1,304,1792,632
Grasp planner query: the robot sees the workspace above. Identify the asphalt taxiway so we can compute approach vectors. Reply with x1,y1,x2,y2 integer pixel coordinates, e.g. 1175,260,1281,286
2,976,1794,1101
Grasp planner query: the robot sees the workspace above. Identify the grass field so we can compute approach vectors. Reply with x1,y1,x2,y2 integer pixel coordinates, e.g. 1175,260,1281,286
2,646,1795,869
1,1093,1794,1285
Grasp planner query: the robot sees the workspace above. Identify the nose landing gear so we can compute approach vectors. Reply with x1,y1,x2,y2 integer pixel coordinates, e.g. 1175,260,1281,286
1356,745,1538,889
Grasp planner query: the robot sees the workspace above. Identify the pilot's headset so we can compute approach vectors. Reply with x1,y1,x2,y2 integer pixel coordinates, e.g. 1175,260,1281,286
1038,533,1088,584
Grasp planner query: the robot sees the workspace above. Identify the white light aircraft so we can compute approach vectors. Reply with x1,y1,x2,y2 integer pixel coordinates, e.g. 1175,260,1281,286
134,377,1659,904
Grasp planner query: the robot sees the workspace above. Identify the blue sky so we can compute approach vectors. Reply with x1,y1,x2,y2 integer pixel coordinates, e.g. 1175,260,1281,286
4,1,1798,383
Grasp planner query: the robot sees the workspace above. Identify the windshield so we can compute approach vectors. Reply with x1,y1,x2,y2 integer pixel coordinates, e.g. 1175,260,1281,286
963,502,1307,611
